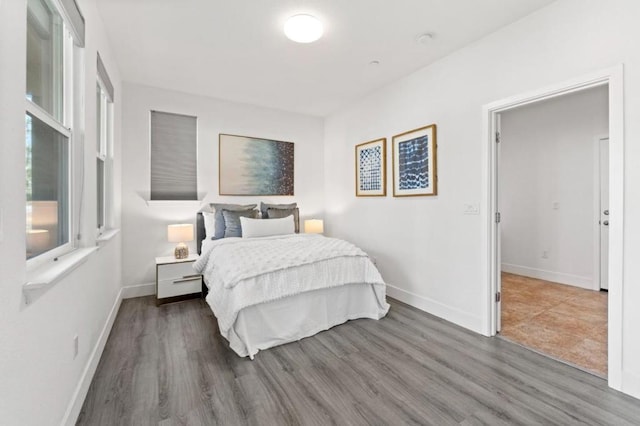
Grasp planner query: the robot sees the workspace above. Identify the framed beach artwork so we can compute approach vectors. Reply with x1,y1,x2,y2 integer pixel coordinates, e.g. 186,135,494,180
392,124,437,197
355,138,386,197
219,134,294,196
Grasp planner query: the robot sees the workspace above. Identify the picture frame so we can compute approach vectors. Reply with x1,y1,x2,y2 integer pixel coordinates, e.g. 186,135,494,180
219,133,294,196
392,124,437,197
355,138,386,197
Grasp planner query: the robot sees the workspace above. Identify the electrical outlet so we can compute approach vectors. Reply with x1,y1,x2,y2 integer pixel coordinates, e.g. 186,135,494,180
73,335,79,359
0,207,4,243
542,250,549,259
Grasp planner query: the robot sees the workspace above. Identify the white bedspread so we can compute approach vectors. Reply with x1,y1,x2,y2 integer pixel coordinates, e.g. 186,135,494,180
194,234,387,339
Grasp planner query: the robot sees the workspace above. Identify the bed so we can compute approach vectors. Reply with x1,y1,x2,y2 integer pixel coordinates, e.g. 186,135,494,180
194,205,389,359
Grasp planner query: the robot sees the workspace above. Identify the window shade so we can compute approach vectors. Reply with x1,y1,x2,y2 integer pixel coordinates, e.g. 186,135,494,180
150,111,197,200
97,52,114,101
60,0,85,47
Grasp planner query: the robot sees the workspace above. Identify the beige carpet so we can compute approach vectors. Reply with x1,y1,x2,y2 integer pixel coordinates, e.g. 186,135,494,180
500,272,608,377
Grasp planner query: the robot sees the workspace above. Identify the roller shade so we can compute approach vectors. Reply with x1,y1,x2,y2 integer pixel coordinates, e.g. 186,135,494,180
150,111,198,200
97,52,114,101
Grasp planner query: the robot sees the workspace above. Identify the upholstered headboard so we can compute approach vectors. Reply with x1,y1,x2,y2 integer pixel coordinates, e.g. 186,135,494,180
196,211,206,255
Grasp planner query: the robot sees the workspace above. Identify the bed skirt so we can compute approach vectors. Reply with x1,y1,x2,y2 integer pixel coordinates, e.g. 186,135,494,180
209,283,389,359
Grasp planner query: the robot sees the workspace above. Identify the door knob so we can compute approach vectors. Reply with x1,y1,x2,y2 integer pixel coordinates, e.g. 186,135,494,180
604,210,609,215
603,220,609,226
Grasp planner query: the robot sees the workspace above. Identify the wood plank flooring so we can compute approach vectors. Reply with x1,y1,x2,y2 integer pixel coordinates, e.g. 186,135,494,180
77,296,640,425
500,272,608,377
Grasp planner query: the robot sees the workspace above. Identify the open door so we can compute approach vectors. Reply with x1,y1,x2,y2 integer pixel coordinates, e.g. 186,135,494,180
495,113,502,332
599,137,609,290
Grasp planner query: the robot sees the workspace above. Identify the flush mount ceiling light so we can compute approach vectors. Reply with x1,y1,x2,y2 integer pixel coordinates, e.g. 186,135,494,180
284,14,323,43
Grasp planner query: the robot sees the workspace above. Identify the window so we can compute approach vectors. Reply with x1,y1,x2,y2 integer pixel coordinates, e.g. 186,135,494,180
96,53,114,235
150,111,198,200
25,0,84,263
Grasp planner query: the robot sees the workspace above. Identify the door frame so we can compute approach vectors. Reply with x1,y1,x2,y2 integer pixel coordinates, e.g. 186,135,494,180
481,65,624,390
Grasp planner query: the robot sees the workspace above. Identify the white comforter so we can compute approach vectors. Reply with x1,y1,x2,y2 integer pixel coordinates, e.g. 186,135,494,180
194,234,387,339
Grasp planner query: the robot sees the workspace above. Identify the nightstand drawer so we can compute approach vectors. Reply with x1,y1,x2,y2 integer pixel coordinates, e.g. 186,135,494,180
157,261,198,281
155,255,201,304
157,276,201,299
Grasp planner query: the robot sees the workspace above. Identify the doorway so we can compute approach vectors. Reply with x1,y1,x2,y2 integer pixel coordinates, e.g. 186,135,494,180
483,66,625,389
495,86,609,376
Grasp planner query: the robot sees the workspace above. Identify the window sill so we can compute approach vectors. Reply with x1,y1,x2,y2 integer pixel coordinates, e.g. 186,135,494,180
97,228,120,245
23,247,98,304
145,200,203,207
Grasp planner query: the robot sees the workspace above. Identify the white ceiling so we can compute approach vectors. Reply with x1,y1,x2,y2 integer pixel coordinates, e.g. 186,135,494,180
96,0,556,116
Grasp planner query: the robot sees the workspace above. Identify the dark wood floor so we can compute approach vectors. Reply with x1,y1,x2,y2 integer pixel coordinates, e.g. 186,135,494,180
78,296,640,426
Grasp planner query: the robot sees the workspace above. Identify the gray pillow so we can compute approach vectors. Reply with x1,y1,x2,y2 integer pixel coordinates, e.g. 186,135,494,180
260,202,297,219
210,203,257,239
267,207,300,233
222,209,258,238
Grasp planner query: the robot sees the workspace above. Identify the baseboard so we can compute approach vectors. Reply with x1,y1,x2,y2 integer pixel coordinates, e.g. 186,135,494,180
501,263,594,290
622,372,640,400
386,284,484,335
61,288,123,426
121,282,156,299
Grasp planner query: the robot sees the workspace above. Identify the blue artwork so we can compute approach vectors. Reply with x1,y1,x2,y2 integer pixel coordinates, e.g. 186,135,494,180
393,124,436,197
359,146,382,191
356,138,386,196
219,135,294,195
398,135,429,190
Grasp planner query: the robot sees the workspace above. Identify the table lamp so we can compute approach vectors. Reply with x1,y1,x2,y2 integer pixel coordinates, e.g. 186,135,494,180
167,223,194,259
26,229,50,255
304,219,324,234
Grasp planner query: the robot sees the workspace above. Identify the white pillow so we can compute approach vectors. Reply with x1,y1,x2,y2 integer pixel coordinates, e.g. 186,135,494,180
202,211,216,239
241,215,295,238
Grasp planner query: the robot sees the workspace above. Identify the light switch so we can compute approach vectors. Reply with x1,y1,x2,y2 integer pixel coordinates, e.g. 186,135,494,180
464,203,480,215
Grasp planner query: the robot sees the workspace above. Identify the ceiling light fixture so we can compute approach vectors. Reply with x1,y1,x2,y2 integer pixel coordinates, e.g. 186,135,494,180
284,14,323,43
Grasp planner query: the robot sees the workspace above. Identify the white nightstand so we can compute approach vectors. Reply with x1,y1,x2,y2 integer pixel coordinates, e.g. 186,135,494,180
155,254,202,305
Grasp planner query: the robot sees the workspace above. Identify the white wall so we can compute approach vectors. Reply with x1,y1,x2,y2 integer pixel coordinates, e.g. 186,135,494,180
499,85,609,289
0,0,123,424
324,0,640,398
121,84,325,289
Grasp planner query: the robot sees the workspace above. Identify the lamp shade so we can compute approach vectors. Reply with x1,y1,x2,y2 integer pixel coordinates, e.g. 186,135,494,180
167,224,194,243
304,219,324,234
29,200,58,227
27,229,50,252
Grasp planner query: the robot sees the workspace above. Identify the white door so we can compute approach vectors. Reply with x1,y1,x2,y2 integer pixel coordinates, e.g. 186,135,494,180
599,138,609,290
496,114,502,332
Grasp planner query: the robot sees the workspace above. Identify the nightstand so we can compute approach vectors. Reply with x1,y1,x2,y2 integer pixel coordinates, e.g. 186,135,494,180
155,254,202,305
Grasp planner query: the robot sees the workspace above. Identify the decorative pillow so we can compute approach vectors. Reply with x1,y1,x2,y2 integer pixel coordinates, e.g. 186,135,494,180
241,215,295,238
260,202,297,219
267,207,300,233
222,209,258,238
210,203,257,239
202,211,216,239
